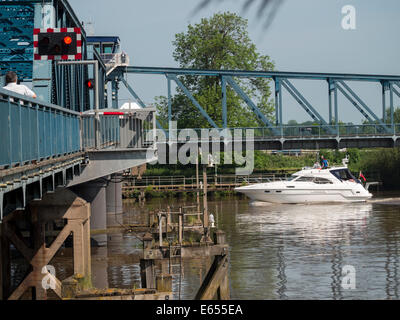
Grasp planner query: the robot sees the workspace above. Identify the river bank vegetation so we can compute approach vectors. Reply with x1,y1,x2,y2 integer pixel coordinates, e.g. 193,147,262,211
139,148,400,190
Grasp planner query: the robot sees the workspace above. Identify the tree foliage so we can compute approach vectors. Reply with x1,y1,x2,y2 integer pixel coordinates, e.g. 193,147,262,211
155,12,275,129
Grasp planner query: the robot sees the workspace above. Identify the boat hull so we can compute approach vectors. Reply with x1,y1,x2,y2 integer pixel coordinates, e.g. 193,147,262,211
236,189,372,204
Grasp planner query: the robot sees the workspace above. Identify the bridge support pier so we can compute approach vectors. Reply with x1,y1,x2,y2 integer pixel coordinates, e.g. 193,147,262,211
71,179,108,247
106,174,123,215
0,225,2,300
0,223,8,300
0,189,91,300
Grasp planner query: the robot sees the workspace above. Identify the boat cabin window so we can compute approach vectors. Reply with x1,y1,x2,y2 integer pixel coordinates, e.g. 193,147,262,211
295,176,315,182
330,169,359,182
313,177,333,184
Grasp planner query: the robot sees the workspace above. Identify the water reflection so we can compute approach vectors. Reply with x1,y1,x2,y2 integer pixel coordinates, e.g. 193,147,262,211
239,202,371,244
10,197,399,300
100,199,400,300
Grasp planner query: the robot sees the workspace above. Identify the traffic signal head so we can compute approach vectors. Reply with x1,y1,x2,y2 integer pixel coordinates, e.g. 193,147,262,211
86,79,95,89
37,32,77,56
34,28,82,60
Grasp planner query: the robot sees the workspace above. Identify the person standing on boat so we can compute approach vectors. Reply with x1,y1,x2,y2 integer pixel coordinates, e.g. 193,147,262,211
322,158,329,169
320,156,329,169
320,156,325,168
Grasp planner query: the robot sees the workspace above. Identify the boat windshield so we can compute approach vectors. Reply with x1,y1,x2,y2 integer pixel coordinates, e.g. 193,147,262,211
330,168,360,183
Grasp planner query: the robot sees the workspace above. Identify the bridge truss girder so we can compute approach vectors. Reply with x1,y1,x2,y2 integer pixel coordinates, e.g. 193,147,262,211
0,0,106,113
109,66,400,136
0,2,35,80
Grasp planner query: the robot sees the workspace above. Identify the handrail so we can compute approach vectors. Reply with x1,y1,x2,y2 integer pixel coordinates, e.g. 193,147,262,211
151,124,400,141
0,88,81,168
0,87,81,116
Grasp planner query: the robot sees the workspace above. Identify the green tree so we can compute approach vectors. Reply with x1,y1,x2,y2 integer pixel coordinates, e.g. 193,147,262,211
155,12,275,129
385,107,400,124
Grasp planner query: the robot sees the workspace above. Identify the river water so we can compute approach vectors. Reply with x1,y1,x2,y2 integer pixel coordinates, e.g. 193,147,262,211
95,193,400,300
10,193,400,300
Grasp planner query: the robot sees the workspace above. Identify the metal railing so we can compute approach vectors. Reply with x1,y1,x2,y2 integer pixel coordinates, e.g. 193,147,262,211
0,88,81,168
100,53,130,74
153,124,400,142
123,173,289,188
81,108,156,150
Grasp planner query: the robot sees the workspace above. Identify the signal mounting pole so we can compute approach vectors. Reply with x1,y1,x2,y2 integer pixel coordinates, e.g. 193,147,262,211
57,60,100,148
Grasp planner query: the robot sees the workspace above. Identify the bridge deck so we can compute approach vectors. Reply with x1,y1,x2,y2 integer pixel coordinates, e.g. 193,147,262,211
0,88,157,220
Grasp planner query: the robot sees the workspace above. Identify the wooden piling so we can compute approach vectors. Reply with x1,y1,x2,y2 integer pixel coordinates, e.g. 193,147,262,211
140,259,156,290
178,208,183,244
140,233,156,289
203,165,209,229
156,274,173,293
158,214,163,247
214,230,226,245
167,206,172,232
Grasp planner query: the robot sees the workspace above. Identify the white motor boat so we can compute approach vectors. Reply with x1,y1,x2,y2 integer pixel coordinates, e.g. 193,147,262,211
235,167,372,204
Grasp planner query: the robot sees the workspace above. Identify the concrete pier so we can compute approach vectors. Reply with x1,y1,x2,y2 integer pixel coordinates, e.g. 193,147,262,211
71,179,108,247
106,174,123,215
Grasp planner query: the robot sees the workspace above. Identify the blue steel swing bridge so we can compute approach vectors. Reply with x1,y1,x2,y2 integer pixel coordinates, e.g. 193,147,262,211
0,0,400,221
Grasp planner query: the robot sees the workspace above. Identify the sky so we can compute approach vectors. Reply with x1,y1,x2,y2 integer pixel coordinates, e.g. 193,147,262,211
69,0,400,124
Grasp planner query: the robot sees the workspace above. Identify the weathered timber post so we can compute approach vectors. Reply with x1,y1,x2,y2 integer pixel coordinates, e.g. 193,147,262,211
195,229,230,300
214,230,229,300
149,211,157,227
166,206,171,232
214,230,226,245
140,233,156,289
158,213,163,247
156,274,173,293
203,165,209,229
178,208,183,245
196,149,200,220
156,259,172,294
201,164,212,243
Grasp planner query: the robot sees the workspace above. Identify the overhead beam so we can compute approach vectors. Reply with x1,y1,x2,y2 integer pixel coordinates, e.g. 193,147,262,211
123,66,400,82
167,74,219,129
221,76,227,129
337,81,389,132
391,83,400,99
224,76,278,135
281,79,334,134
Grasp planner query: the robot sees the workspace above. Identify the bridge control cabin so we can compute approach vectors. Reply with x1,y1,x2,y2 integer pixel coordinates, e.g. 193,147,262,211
88,36,129,74
87,36,120,55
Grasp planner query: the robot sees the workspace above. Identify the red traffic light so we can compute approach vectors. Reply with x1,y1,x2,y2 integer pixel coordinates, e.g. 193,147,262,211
86,79,95,89
63,36,73,45
34,28,82,60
